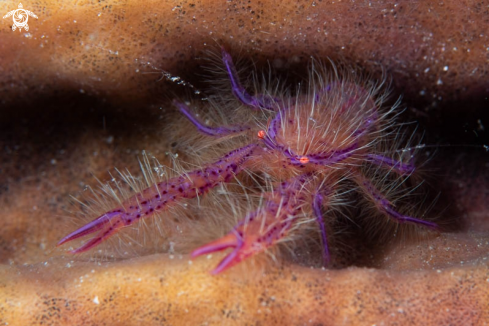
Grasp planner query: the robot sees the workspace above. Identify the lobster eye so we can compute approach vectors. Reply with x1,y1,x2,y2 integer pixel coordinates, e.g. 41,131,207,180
299,156,309,164
257,130,266,139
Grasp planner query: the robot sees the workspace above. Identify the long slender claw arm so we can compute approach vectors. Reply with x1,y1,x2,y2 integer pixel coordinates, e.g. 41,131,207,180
312,192,330,264
221,47,279,111
356,176,438,229
57,144,261,252
192,174,312,274
174,100,250,136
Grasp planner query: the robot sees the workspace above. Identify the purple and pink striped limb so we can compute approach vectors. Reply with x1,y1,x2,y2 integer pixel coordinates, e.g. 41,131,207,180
57,144,260,253
192,174,311,274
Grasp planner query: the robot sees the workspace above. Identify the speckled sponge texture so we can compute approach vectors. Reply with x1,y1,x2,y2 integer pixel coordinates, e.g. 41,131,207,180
1,0,489,325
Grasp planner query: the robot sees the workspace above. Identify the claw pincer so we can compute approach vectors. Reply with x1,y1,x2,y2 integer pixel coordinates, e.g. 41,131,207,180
192,175,312,274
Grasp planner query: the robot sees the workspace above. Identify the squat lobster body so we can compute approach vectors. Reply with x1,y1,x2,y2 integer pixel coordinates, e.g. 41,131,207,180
58,48,438,274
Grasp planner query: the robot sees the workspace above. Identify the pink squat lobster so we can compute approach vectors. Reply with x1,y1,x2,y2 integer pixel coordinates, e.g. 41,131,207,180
58,49,437,274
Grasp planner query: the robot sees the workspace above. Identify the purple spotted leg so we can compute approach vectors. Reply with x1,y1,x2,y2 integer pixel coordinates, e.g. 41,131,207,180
57,144,261,253
192,174,313,274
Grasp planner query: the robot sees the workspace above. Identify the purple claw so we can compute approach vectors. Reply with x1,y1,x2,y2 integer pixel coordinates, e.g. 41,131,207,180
192,174,313,274
57,144,260,254
192,231,245,274
57,211,121,247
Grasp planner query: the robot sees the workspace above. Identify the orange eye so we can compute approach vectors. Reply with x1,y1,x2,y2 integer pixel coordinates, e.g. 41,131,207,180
299,156,309,164
257,130,266,139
